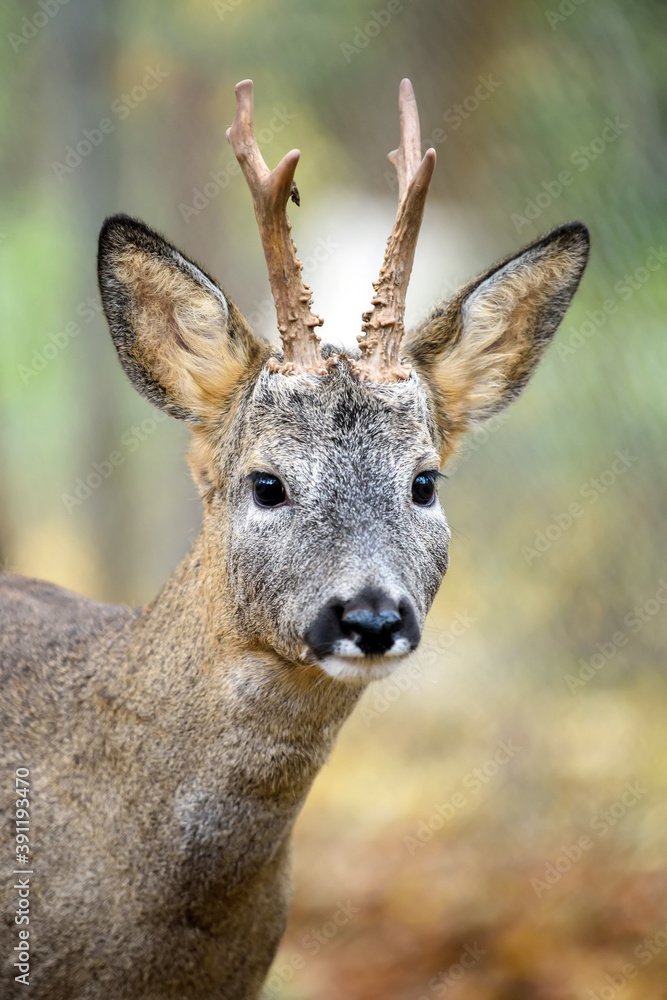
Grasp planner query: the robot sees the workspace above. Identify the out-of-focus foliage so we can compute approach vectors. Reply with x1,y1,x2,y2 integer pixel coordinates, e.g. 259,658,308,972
1,1,665,996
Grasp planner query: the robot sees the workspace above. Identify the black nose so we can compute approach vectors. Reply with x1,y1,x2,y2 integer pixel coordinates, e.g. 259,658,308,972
305,587,420,659
340,599,401,655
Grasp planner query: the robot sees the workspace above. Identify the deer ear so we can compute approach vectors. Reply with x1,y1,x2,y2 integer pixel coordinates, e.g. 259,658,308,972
404,222,589,457
98,214,265,422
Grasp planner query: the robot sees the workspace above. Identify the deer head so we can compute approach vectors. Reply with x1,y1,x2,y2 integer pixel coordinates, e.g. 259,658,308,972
98,79,589,683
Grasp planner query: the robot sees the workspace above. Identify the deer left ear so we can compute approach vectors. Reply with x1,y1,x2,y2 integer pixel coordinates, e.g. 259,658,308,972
98,214,265,423
404,222,589,457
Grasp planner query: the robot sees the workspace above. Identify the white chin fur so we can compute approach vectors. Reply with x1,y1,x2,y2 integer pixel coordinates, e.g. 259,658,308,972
319,637,412,683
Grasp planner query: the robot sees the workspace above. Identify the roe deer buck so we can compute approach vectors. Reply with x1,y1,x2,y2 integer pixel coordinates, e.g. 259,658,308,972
1,79,588,999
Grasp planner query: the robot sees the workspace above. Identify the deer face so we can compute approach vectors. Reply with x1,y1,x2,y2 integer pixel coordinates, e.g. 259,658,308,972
215,365,450,680
97,81,589,684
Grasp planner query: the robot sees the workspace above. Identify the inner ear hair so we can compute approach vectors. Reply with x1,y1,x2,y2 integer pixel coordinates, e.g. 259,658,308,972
113,247,231,410
98,214,265,423
404,222,590,459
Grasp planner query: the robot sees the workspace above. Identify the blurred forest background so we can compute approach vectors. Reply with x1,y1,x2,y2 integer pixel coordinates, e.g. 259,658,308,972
1,0,666,996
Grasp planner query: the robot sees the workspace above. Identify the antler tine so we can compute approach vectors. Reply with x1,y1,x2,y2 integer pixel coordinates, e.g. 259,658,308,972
355,79,436,382
226,79,325,374
388,79,423,205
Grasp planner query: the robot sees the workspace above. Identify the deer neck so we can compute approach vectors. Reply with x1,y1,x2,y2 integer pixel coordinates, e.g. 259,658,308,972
96,531,362,899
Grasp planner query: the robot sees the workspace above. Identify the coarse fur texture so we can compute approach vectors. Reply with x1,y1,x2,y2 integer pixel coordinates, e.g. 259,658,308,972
1,213,588,999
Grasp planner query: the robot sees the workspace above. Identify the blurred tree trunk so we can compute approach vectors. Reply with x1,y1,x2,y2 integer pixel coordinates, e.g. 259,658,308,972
46,0,129,600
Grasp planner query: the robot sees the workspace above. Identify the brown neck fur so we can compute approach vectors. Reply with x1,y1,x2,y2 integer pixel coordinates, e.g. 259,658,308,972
100,524,363,801
1,523,363,999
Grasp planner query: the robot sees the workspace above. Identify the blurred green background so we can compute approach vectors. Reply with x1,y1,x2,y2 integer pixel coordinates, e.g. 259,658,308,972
1,1,666,996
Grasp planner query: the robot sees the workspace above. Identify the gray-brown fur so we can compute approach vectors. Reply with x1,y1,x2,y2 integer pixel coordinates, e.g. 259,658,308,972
1,213,588,999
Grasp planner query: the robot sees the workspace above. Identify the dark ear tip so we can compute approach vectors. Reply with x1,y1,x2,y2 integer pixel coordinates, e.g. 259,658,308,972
548,220,590,256
99,212,140,244
98,214,165,263
558,219,590,241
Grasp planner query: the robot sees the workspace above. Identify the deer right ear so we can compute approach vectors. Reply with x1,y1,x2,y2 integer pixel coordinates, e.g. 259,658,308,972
404,223,590,461
98,214,265,423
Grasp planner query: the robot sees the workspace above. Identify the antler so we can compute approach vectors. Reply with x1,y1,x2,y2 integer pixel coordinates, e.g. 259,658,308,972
226,79,325,374
355,79,436,382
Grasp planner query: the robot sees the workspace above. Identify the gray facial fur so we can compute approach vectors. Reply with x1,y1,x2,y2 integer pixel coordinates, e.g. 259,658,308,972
204,359,450,679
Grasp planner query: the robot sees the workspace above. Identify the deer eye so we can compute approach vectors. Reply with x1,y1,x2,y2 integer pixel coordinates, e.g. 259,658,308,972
251,472,287,508
412,472,437,506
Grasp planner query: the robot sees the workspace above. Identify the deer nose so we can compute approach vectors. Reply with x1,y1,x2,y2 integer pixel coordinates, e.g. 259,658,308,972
339,600,402,656
305,587,421,661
